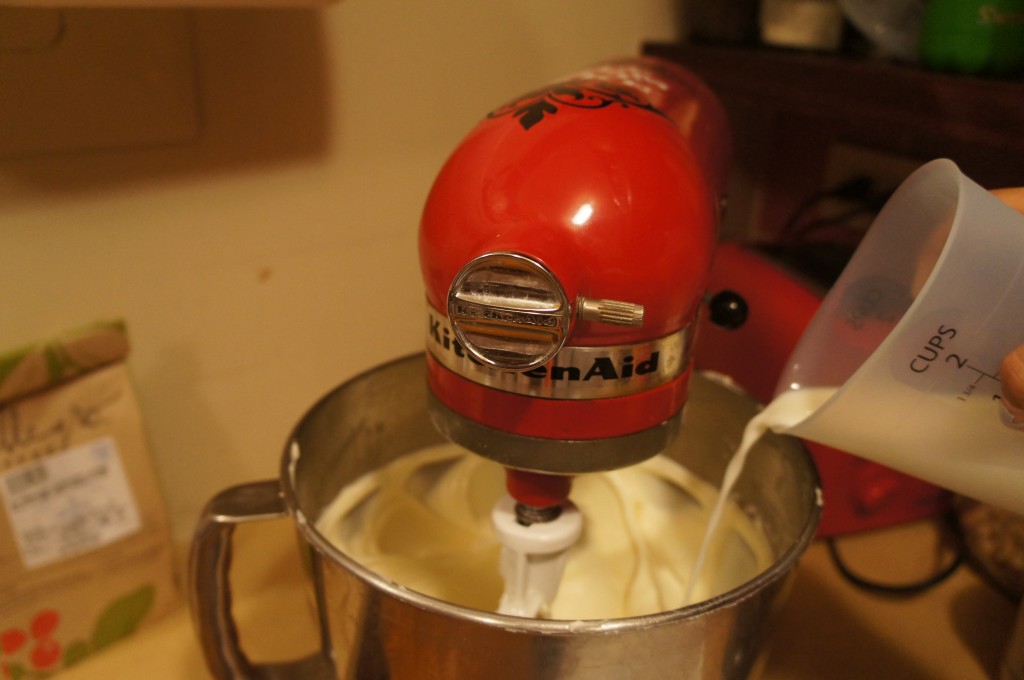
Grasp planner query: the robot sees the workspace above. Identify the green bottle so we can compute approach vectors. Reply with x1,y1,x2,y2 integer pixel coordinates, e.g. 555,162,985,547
920,0,1024,76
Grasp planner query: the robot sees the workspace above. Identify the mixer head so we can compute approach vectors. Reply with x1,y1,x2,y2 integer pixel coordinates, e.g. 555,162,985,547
419,56,731,486
417,57,731,617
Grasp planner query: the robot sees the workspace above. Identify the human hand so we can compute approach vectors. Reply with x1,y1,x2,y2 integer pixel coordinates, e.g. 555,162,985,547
992,187,1024,213
1002,346,1024,425
992,188,1024,425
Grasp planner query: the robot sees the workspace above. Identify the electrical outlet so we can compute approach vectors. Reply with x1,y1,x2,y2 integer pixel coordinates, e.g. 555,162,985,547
0,8,199,159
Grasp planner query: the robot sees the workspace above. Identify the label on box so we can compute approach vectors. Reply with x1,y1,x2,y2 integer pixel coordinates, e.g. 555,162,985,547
0,437,142,568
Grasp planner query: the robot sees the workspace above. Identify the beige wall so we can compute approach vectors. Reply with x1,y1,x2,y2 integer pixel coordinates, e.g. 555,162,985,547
0,1,684,542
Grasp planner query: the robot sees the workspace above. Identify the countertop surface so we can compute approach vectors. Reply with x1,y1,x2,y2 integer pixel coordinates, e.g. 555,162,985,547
59,518,1018,679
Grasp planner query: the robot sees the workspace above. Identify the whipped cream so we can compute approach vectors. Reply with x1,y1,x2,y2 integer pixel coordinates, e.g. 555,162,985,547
315,444,773,620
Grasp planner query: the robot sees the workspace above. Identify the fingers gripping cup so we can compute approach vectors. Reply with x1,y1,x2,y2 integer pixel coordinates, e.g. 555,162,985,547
775,159,1024,515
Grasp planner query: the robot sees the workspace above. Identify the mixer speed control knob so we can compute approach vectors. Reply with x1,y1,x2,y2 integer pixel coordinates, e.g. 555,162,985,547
577,298,645,327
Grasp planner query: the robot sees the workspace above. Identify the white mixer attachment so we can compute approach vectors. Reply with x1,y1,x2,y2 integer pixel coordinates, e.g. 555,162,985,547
491,495,582,618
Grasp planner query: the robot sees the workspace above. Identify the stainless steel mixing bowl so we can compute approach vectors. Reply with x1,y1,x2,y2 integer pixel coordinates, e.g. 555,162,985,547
190,353,821,679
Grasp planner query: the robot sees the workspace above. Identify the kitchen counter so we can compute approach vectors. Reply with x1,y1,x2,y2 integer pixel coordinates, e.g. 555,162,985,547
58,517,1018,679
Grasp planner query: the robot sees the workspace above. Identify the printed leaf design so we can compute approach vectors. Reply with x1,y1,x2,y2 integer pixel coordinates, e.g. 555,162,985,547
487,79,667,131
4,663,26,680
0,353,25,387
89,585,155,652
0,585,155,678
62,640,90,668
0,320,128,403
512,98,559,131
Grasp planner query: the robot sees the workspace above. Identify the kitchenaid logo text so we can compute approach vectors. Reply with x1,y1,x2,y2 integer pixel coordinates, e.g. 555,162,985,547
427,308,687,400
522,354,660,381
450,302,560,328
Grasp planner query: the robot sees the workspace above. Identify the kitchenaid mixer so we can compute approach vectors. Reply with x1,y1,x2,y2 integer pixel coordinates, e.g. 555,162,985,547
189,55,822,680
418,56,732,616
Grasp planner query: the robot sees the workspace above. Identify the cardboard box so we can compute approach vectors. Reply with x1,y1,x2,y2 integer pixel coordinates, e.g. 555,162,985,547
0,321,179,677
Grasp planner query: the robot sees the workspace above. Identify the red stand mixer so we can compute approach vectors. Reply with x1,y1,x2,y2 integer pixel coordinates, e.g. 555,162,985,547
188,57,825,678
418,57,732,614
419,55,947,557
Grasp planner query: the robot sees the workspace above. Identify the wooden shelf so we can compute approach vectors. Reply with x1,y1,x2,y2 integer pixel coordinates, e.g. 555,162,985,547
644,42,1024,185
643,42,1024,239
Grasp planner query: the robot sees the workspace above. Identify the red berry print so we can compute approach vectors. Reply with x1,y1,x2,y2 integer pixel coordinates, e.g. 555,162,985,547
0,629,26,655
30,610,59,639
30,637,61,670
1,609,65,672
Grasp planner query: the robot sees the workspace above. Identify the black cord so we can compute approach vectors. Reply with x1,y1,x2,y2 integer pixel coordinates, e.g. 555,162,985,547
785,205,874,243
778,175,890,245
826,515,966,596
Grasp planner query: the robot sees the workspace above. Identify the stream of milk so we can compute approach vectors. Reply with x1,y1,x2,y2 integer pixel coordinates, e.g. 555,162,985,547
682,386,836,604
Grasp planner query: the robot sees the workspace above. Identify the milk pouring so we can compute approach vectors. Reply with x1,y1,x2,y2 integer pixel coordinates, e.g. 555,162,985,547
686,388,833,603
767,159,1024,515
691,160,1024,599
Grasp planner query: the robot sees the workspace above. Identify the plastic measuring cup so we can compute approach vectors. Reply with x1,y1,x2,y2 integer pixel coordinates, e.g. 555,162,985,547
774,158,1024,515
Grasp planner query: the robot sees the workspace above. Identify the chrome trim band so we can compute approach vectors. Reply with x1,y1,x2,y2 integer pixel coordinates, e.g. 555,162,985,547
426,305,692,400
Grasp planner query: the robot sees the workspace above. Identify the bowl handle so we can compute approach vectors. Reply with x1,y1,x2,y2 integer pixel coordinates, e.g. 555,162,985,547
189,480,333,679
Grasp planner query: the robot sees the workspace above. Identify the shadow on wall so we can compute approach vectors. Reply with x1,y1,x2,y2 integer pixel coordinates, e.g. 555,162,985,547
0,7,330,194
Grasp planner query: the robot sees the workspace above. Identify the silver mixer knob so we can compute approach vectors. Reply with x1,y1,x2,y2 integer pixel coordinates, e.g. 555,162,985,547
577,298,645,327
447,251,644,371
448,252,571,371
